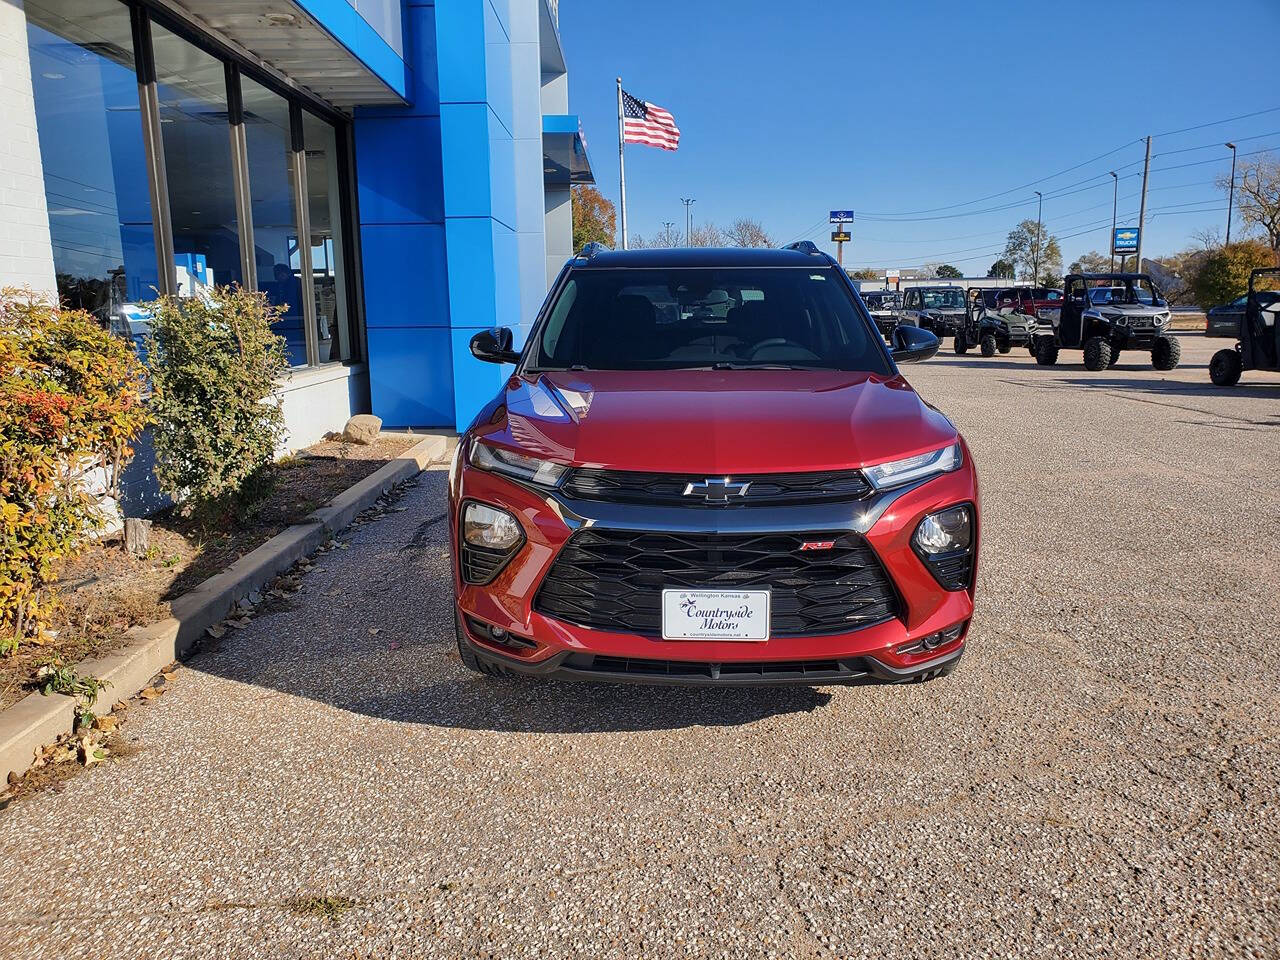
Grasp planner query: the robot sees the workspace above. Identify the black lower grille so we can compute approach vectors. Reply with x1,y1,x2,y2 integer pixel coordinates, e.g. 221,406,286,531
562,654,871,682
560,467,872,507
922,549,973,591
533,529,899,637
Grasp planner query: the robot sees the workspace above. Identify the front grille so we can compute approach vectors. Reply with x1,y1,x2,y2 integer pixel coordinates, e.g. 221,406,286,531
560,468,872,507
533,529,899,638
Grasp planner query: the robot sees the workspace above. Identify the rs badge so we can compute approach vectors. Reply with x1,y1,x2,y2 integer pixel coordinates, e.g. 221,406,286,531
799,540,836,551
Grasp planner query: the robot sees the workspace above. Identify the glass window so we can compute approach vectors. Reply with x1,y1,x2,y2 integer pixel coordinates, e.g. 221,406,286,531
241,77,306,366
530,268,890,374
151,24,242,297
25,0,156,347
301,111,352,363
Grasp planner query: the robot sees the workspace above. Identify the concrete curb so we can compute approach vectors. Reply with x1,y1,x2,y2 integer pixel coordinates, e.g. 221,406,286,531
0,432,449,784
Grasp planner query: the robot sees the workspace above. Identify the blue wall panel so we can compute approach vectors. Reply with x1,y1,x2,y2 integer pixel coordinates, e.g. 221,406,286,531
360,222,451,327
368,326,456,426
354,116,445,224
353,0,549,429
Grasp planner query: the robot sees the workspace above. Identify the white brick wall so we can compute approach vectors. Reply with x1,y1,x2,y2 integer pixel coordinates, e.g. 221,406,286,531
0,0,55,295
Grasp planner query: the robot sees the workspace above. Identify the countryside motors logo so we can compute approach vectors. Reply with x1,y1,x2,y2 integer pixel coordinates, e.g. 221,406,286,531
679,594,757,631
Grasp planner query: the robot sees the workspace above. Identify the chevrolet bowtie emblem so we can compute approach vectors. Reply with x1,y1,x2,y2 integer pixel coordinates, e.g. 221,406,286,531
683,477,751,502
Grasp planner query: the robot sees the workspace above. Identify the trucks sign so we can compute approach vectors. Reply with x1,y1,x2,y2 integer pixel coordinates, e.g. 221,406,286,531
1112,227,1139,255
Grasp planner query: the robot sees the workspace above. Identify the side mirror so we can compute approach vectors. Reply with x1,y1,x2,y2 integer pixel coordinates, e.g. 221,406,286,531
891,325,939,364
469,327,520,365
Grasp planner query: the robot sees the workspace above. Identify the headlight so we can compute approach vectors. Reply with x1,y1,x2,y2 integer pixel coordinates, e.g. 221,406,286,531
912,504,975,591
913,505,972,555
470,439,567,487
1155,313,1168,326
863,442,962,491
462,502,523,550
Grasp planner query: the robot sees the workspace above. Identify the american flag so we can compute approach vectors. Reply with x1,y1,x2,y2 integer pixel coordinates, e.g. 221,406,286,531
622,89,680,151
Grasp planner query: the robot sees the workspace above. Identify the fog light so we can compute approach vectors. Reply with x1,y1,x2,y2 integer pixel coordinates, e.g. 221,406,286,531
463,502,522,550
913,505,972,555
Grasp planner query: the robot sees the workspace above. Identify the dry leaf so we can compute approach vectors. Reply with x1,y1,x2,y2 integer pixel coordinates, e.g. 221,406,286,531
139,686,162,701
206,624,226,639
368,628,381,636
79,736,105,766
94,715,119,733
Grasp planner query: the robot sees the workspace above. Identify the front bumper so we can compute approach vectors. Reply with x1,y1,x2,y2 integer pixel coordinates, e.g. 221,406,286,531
451,447,979,685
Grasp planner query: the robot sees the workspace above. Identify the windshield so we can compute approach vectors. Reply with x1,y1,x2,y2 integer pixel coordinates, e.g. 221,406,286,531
862,292,899,310
529,267,890,373
1089,279,1162,306
921,289,965,309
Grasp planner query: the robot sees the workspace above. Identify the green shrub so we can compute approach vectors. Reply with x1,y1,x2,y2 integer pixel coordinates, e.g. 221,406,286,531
1189,240,1278,309
0,288,147,652
144,287,289,522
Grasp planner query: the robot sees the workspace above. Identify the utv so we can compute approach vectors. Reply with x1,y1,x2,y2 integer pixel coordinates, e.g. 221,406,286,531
1032,273,1180,371
1208,267,1280,386
899,286,966,340
860,289,901,341
953,288,1038,357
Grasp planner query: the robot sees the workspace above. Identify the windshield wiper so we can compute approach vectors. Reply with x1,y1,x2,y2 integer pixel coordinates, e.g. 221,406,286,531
708,361,826,370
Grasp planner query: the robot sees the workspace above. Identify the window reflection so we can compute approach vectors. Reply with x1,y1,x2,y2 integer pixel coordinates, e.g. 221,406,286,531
301,112,351,363
241,77,306,366
25,0,157,346
151,23,242,297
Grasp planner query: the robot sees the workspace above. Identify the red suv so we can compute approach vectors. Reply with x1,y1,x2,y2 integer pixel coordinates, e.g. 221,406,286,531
450,244,979,685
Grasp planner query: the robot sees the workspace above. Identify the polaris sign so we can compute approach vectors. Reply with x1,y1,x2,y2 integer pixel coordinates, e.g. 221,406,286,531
829,210,855,223
1112,227,1140,255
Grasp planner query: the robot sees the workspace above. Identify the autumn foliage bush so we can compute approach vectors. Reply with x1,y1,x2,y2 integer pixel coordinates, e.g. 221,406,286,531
1190,240,1279,309
143,287,289,522
0,288,147,652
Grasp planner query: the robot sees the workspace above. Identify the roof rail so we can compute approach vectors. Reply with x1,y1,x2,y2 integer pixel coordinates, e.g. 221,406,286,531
782,240,821,255
575,242,609,260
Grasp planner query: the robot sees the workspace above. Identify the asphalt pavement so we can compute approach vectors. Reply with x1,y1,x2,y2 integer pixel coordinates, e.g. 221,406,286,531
1,334,1278,958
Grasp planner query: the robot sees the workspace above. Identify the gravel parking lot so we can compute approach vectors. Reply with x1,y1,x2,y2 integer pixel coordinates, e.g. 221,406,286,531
1,334,1277,958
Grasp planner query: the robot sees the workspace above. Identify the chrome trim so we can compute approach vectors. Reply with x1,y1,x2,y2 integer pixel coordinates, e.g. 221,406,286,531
547,478,931,536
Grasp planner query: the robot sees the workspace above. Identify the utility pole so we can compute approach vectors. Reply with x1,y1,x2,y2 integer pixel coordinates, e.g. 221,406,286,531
662,221,675,247
1033,190,1043,285
1109,172,1118,273
1225,142,1237,245
1135,135,1151,270
681,197,695,246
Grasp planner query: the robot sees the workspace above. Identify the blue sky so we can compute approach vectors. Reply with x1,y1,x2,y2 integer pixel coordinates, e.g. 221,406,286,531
559,0,1280,274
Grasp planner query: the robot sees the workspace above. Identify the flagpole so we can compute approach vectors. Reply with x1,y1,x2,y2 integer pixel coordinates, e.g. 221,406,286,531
616,77,628,250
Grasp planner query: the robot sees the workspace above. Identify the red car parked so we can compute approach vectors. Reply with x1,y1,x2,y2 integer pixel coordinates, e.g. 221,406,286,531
450,244,979,685
995,286,1063,318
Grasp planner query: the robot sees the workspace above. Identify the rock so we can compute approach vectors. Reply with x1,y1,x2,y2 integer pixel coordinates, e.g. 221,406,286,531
342,414,382,445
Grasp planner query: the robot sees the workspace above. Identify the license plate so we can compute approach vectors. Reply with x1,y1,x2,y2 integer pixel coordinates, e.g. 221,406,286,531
661,589,770,641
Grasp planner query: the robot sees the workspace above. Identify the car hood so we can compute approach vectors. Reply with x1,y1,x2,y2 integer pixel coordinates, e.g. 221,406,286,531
483,370,958,474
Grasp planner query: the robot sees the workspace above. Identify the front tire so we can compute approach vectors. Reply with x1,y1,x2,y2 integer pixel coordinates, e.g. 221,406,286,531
1152,335,1182,370
1108,348,1121,368
980,334,998,358
1083,336,1112,371
953,335,969,355
1034,338,1059,366
1209,347,1243,386
998,338,1012,354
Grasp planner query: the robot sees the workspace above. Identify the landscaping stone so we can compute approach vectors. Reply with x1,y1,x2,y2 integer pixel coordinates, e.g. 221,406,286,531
342,414,382,445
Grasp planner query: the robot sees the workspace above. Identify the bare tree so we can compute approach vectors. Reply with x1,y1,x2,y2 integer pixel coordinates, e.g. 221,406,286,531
688,222,727,247
1068,250,1111,274
1217,152,1280,251
1190,226,1223,251
724,218,774,248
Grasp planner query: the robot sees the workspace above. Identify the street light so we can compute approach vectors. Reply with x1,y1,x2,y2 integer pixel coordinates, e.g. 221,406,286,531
1033,190,1043,285
1225,142,1237,246
680,198,695,246
1109,172,1118,273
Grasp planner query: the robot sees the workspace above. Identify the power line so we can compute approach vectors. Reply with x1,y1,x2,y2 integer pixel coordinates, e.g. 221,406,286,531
1152,105,1280,138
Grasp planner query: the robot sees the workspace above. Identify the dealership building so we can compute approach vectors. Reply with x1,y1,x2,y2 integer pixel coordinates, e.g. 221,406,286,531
1,0,593,447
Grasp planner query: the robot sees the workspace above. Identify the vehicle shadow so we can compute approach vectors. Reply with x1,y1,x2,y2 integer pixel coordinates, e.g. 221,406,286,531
1057,375,1280,401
